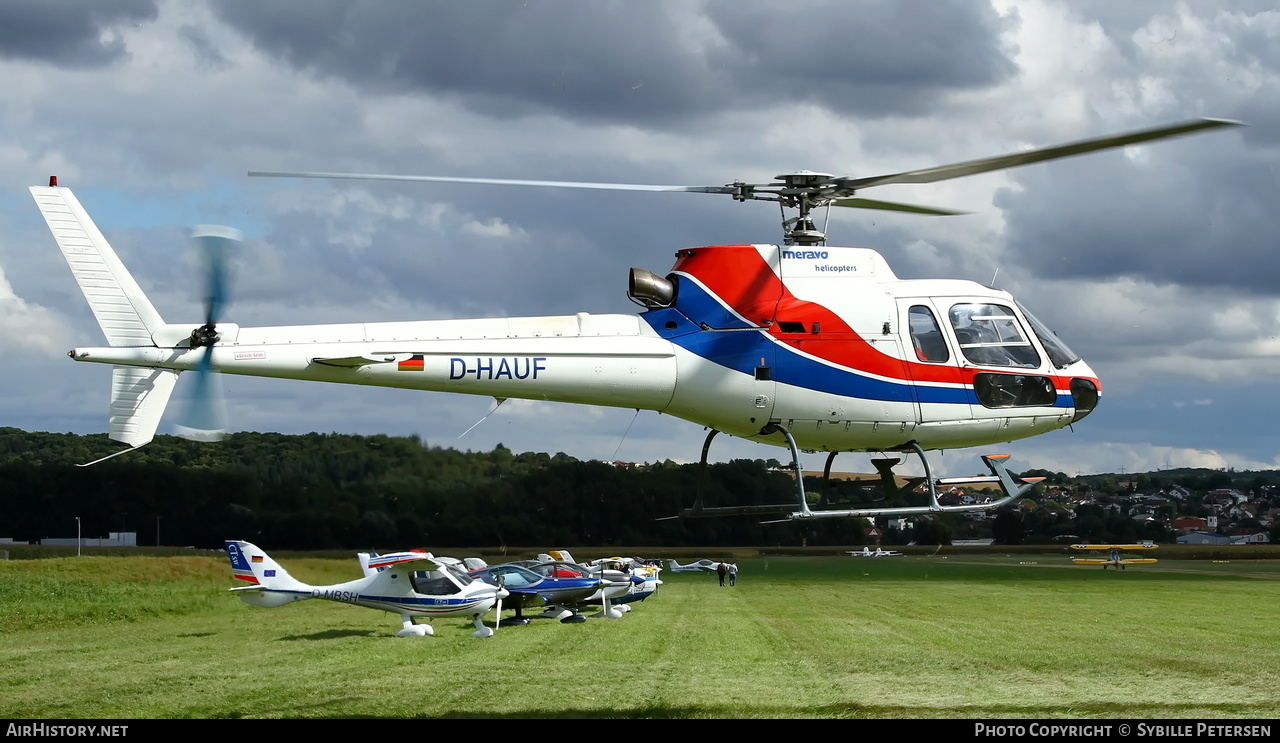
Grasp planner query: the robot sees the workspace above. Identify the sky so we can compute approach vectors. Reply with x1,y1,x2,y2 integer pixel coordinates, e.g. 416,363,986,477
1,0,1278,479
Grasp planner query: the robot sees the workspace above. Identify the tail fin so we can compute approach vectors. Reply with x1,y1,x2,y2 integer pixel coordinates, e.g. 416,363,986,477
106,367,179,448
546,549,576,564
30,182,165,345
31,181,177,450
358,552,379,578
224,540,309,592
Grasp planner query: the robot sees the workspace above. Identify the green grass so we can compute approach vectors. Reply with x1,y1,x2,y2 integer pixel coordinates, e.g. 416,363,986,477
0,553,1277,718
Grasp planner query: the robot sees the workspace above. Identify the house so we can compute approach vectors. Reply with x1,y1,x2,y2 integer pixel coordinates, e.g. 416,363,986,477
1170,516,1208,533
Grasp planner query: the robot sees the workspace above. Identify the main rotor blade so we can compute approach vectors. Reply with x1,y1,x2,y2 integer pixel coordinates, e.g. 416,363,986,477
838,118,1243,190
249,171,737,195
829,197,967,216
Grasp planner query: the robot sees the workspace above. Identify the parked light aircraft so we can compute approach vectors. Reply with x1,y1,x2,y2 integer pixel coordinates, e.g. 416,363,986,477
1069,543,1159,570
667,559,727,574
224,540,507,637
846,547,903,557
466,561,610,625
595,559,662,607
32,118,1240,518
529,551,661,615
517,559,639,619
541,550,664,608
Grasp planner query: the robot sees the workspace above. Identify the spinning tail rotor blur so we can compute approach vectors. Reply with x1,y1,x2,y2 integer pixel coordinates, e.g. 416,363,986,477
175,225,241,442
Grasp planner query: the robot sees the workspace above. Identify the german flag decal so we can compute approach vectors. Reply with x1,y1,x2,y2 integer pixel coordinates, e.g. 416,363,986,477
398,354,425,371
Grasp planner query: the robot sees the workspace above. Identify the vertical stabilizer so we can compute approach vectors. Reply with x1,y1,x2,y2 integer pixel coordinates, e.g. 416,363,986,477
32,182,178,452
30,184,164,346
224,540,314,608
224,540,309,592
109,367,179,447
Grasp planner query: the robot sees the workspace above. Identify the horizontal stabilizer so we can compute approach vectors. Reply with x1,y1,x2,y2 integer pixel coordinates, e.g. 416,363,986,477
311,354,399,368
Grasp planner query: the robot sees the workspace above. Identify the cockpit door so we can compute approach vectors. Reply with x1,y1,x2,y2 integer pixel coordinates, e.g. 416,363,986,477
897,300,955,425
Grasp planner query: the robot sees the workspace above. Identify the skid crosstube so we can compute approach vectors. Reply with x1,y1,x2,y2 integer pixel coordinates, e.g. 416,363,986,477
668,427,1042,522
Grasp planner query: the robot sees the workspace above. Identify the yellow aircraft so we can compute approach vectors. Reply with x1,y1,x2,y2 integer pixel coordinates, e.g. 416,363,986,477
1070,543,1158,570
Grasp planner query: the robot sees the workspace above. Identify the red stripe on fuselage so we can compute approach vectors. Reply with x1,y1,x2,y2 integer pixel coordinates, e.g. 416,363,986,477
671,245,1095,391
671,246,962,383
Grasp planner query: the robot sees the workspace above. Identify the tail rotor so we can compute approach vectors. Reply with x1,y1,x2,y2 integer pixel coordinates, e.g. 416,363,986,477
175,225,241,442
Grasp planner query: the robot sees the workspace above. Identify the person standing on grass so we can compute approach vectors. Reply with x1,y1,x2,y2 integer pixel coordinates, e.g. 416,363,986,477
717,561,727,586
728,561,738,586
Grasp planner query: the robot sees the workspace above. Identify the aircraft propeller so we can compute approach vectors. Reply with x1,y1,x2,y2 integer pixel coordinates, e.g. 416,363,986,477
491,573,505,632
175,225,242,442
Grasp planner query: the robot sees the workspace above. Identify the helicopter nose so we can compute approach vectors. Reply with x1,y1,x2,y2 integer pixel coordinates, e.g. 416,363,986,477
1070,378,1099,422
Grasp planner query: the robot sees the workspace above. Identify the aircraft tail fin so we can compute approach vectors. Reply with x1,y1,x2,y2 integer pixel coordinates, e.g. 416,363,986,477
224,540,312,607
357,552,384,578
31,181,180,452
106,367,179,449
30,181,165,346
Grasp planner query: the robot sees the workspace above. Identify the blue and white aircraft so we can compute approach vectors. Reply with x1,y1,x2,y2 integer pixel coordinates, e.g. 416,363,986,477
467,561,612,625
224,540,507,637
573,552,664,609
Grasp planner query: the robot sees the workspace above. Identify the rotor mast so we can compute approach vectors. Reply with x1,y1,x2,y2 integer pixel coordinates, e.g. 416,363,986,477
774,171,834,246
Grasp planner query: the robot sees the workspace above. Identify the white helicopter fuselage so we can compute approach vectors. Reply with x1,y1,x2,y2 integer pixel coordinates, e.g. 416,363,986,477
68,295,1090,454
37,184,1098,454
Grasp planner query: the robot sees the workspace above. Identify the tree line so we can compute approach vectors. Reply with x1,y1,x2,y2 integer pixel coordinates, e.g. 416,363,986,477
0,428,875,550
9,428,1273,549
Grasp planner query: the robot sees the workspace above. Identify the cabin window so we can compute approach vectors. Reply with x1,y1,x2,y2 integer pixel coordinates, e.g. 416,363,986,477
411,570,459,596
907,305,949,363
948,303,1040,368
973,373,1057,408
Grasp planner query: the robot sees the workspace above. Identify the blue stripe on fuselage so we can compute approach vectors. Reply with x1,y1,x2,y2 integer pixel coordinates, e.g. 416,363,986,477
642,281,1070,408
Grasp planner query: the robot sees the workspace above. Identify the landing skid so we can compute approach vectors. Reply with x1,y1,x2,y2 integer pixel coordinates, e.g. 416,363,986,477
664,423,1042,522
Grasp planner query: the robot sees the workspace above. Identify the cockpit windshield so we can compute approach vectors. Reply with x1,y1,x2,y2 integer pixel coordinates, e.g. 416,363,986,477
529,562,587,579
1016,301,1081,369
444,564,473,586
948,303,1040,368
486,564,542,588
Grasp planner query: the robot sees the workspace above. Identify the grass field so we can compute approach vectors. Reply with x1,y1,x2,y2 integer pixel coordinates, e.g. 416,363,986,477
1,550,1277,719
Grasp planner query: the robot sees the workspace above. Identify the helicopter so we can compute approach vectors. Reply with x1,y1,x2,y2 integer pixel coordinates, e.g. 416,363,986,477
30,118,1240,520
